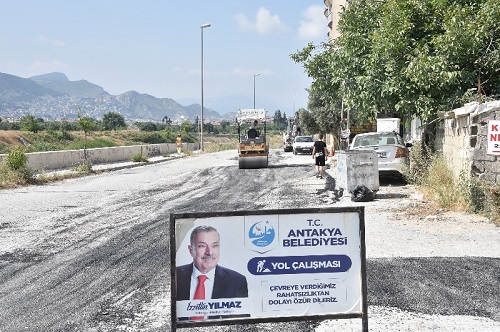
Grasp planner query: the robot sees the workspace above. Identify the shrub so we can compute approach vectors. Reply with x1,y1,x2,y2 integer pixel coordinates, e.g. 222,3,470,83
71,160,93,174
126,131,173,144
5,146,28,171
0,147,35,187
403,143,500,223
52,130,73,141
458,171,487,213
421,155,467,210
484,185,500,226
131,154,148,162
33,142,60,152
67,138,117,150
401,142,433,185
0,163,35,188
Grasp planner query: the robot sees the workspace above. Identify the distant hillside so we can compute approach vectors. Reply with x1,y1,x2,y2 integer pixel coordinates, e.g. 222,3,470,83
0,72,62,104
116,91,193,122
0,72,225,123
30,73,109,99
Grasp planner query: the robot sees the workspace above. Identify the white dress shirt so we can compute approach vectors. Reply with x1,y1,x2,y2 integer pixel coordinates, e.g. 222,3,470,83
190,266,215,300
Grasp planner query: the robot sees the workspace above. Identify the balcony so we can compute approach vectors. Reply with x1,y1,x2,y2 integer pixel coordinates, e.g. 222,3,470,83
324,7,331,18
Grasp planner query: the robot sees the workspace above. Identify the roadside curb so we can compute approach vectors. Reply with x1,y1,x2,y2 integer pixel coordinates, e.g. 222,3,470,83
92,155,175,172
39,154,184,178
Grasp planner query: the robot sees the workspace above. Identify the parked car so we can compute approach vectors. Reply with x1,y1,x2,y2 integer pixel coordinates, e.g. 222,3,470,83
350,131,411,178
292,135,314,155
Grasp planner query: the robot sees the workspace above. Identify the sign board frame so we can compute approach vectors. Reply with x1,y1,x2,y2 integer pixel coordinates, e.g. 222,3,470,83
487,120,500,155
170,207,368,331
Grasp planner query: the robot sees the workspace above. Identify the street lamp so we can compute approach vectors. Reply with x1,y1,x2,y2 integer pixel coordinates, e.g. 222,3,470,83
200,23,211,152
253,73,260,108
293,92,299,115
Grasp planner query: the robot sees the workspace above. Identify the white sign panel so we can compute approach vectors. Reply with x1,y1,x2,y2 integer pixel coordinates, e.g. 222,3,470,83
237,108,267,122
487,120,500,155
171,208,367,329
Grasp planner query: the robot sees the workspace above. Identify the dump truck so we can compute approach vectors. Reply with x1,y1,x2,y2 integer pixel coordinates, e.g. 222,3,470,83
237,108,269,169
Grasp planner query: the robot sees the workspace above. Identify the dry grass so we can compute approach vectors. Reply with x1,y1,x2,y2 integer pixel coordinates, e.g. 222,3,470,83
485,186,500,226
0,131,24,149
200,134,284,153
403,151,500,226
267,134,286,149
420,155,469,211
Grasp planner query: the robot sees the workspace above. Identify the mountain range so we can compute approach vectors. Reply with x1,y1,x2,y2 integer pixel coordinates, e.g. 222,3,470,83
0,72,231,123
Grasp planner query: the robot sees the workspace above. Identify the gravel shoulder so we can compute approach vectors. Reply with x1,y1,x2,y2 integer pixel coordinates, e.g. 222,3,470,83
318,157,500,331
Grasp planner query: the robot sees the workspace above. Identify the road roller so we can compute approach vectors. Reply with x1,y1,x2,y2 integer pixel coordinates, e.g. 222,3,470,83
237,108,269,169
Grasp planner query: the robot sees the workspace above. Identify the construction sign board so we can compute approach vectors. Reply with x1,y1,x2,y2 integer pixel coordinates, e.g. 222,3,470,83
170,207,368,331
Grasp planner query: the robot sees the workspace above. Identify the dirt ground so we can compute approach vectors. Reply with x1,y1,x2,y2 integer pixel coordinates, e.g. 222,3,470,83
0,130,23,147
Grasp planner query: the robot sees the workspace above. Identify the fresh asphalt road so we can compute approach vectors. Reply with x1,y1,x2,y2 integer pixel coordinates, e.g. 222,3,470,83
0,150,498,331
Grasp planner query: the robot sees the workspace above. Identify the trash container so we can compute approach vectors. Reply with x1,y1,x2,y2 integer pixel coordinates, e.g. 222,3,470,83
336,150,379,193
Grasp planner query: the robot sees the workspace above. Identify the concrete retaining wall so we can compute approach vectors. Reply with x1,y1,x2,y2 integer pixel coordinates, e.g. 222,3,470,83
0,142,199,171
435,113,473,180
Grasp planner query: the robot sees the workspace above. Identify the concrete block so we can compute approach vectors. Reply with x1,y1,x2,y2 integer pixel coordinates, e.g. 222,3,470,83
337,150,379,193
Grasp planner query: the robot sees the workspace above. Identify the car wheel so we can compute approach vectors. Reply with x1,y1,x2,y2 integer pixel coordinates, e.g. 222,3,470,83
398,174,408,185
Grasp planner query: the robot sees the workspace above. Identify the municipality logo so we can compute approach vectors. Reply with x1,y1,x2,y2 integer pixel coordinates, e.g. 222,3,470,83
248,221,275,247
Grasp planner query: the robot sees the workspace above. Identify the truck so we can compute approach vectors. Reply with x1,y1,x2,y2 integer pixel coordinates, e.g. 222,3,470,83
376,118,401,133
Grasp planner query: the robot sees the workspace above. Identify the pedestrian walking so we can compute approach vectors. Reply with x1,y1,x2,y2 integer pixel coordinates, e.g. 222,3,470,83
312,133,328,179
176,133,183,155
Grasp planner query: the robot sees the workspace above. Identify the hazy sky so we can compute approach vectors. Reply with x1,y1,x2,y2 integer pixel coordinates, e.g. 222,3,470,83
1,1,329,114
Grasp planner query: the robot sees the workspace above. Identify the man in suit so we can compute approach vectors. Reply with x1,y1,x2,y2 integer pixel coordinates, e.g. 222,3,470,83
176,225,248,320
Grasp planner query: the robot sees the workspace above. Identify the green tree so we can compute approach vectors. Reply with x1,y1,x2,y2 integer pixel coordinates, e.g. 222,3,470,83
162,116,172,126
102,112,126,130
306,88,342,134
185,120,195,134
60,121,73,132
77,111,96,157
273,110,287,130
291,0,500,123
136,122,158,132
20,115,41,133
204,122,214,134
220,120,231,133
297,108,319,135
0,121,20,130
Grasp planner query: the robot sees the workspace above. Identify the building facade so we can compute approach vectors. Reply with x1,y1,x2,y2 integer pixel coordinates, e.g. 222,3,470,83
323,0,350,41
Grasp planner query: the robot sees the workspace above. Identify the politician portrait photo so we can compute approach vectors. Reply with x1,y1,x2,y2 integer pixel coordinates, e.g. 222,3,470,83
176,225,249,320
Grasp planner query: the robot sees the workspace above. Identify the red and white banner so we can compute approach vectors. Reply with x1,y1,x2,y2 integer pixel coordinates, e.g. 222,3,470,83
487,120,500,155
